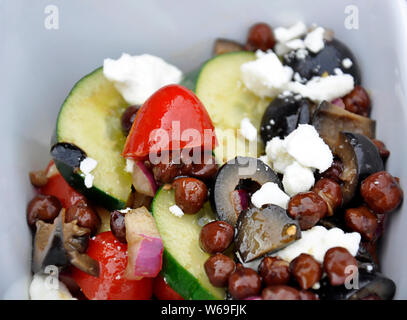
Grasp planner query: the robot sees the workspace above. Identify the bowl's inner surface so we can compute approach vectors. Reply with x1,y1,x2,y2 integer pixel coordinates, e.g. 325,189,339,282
0,0,406,299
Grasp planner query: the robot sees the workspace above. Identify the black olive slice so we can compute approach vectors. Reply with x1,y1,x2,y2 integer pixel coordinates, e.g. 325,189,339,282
235,204,301,262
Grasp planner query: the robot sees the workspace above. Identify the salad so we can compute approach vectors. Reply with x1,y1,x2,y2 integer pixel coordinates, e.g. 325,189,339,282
27,21,403,300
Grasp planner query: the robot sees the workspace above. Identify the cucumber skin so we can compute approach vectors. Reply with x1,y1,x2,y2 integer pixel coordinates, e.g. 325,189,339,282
151,187,223,300
53,158,126,211
161,250,218,300
52,67,128,211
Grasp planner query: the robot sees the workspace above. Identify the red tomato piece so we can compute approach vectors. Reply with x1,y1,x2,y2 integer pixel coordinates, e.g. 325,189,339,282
122,84,217,160
72,231,153,300
39,160,85,208
153,275,184,300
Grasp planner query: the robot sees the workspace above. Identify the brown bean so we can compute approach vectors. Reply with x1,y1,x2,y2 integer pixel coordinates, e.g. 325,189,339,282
27,194,62,229
261,285,300,300
323,247,358,286
372,139,390,161
65,201,100,235
313,178,342,215
199,221,234,254
360,171,403,214
258,256,290,286
228,264,262,300
204,253,236,287
288,192,328,230
246,23,276,52
289,253,322,290
110,210,127,243
345,206,378,241
190,158,218,180
299,290,319,300
343,85,371,117
121,105,140,135
152,161,181,184
320,159,343,184
29,170,48,187
172,177,208,214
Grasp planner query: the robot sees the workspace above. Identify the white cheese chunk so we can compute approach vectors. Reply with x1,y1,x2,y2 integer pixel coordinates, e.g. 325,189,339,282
239,117,258,141
342,58,353,69
169,205,184,218
125,158,135,173
241,50,293,98
304,27,325,53
284,74,354,102
282,162,315,196
274,21,307,43
265,137,296,174
251,182,290,209
103,53,183,105
273,226,361,263
80,157,97,174
284,124,333,172
29,274,76,300
80,157,98,189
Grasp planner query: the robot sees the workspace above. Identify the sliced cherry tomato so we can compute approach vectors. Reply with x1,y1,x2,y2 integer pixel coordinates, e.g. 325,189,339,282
39,160,85,208
122,84,217,160
153,275,184,300
72,231,153,300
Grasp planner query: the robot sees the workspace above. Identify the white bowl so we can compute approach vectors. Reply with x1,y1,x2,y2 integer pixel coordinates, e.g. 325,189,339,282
1,0,406,299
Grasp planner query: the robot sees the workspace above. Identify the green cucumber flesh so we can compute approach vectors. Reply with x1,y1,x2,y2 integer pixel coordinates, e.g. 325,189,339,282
194,51,271,163
54,67,132,210
152,187,225,300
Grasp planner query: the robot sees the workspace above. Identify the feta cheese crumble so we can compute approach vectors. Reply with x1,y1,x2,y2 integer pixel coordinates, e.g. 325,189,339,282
103,53,183,105
273,226,361,263
342,58,353,69
265,125,333,195
282,162,315,196
240,50,293,98
80,157,98,189
125,158,135,173
284,124,333,172
169,205,184,218
251,182,290,209
304,27,325,53
284,74,354,102
29,274,76,300
239,117,258,141
274,21,308,43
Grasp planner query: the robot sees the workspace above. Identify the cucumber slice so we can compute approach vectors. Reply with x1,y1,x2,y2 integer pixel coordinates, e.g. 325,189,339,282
194,52,271,163
54,67,132,210
152,187,225,300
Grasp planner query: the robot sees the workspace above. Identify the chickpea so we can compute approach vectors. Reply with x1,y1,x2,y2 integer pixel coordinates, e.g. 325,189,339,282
320,159,343,184
204,253,235,287
345,206,378,241
372,139,390,161
29,170,48,187
172,177,208,214
258,256,290,286
343,85,371,117
360,171,403,214
288,192,328,230
110,210,127,243
246,23,276,52
121,105,140,135
65,201,100,235
261,285,300,300
289,253,322,290
27,194,62,229
199,221,234,254
299,290,319,300
313,178,342,215
228,264,262,300
323,247,358,286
